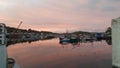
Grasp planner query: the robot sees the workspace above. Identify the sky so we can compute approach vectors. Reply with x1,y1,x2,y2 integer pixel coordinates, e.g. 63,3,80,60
0,0,120,33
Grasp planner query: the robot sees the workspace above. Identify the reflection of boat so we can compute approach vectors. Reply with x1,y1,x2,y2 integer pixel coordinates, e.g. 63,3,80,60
59,37,79,45
59,41,69,45
85,38,95,42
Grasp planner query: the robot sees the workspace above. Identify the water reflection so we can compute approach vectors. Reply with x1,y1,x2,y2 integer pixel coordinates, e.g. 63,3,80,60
7,37,55,46
7,38,111,68
106,39,112,45
59,38,111,49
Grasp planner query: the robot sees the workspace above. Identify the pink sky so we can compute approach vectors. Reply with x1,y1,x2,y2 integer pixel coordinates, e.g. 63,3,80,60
0,0,120,33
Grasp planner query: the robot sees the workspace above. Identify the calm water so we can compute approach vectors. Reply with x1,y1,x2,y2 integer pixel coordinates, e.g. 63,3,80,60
7,38,112,68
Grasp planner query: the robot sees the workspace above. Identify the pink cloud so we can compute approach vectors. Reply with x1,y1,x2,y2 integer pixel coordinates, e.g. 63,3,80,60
0,0,119,32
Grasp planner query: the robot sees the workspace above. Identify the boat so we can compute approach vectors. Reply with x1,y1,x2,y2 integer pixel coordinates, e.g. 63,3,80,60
69,36,79,43
59,37,70,42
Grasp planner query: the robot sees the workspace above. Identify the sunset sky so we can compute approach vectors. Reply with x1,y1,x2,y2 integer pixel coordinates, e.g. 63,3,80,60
0,0,120,33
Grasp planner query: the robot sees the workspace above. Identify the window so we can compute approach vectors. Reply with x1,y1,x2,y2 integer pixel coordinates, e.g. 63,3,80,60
0,36,2,38
0,29,3,34
0,40,2,44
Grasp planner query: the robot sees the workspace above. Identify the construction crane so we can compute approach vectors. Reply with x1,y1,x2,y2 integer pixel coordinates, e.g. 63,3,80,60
13,21,23,33
17,21,23,30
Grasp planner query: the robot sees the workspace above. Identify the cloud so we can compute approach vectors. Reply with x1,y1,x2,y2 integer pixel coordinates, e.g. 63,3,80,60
0,0,120,32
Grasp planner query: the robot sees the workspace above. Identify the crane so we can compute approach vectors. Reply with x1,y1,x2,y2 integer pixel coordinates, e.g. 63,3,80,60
13,21,23,33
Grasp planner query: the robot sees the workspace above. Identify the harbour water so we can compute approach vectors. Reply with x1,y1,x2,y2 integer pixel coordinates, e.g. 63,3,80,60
7,38,111,68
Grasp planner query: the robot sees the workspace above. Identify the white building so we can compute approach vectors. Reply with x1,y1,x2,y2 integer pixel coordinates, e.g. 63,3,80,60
112,17,120,67
0,23,7,68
